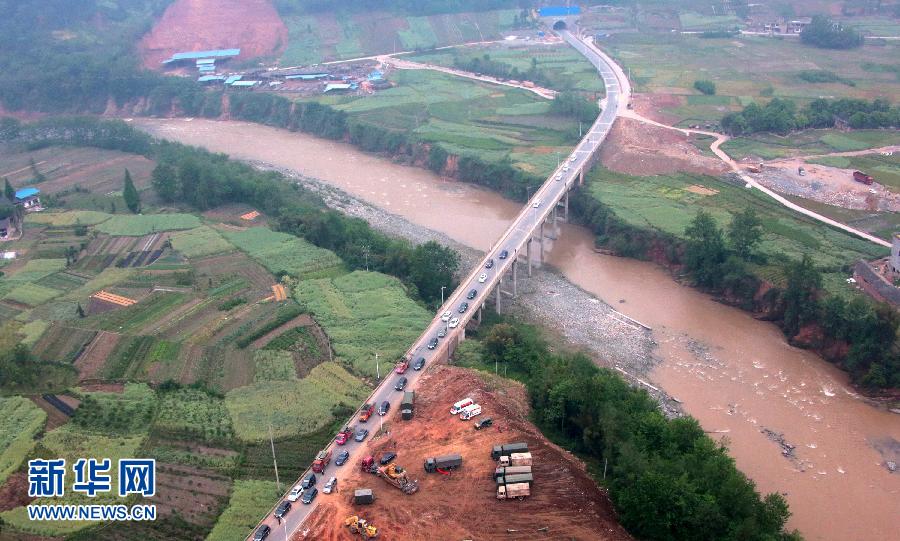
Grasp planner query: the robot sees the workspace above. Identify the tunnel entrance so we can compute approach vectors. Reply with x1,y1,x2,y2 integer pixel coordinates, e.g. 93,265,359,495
552,20,567,30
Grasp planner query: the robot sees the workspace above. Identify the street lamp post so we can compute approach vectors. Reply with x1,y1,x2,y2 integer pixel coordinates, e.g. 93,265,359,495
440,286,446,306
375,352,380,380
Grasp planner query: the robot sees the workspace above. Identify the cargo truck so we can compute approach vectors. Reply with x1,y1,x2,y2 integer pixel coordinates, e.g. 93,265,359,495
491,442,529,460
493,465,532,481
401,391,415,421
853,170,874,185
496,472,533,486
498,452,532,467
354,489,375,505
359,403,375,422
312,449,332,473
497,482,530,500
424,453,463,473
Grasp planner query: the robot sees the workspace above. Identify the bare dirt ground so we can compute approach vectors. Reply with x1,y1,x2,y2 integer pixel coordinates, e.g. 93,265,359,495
600,117,728,176
138,0,288,69
28,396,71,431
154,463,231,526
757,159,900,211
295,365,632,541
0,473,33,512
74,331,121,381
631,92,683,125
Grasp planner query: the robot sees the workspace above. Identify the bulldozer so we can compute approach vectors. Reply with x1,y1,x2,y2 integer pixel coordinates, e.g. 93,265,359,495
362,457,419,495
344,515,378,539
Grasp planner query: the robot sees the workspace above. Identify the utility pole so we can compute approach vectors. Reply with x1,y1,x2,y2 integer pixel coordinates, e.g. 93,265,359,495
441,286,446,306
375,352,380,380
269,424,281,492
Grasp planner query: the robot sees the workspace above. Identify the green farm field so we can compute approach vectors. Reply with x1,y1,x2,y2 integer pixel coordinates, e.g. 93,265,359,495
222,227,344,280
205,480,279,541
809,152,900,191
721,130,900,160
0,397,46,485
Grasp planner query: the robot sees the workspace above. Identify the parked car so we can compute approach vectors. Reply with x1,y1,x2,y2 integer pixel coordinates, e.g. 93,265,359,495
380,452,397,465
555,173,562,181
438,327,446,338
428,338,438,350
301,472,316,489
301,487,318,504
274,500,291,519
335,450,350,466
449,317,460,329
458,302,468,313
467,289,478,300
474,417,493,430
323,476,337,494
485,259,494,269
253,525,271,541
563,164,569,172
499,250,509,259
378,400,390,416
395,376,408,391
335,425,354,445
440,310,452,322
287,484,304,502
532,200,541,208
413,357,426,370
478,273,487,283
354,428,369,442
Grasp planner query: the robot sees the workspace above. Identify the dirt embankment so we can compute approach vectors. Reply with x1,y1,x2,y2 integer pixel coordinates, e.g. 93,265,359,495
296,365,632,541
600,117,728,177
138,0,288,69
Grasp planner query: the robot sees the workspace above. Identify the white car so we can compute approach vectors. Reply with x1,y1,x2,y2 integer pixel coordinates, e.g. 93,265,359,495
323,476,337,494
555,173,562,181
570,154,577,162
448,317,460,328
562,165,569,172
440,310,452,322
478,273,487,283
532,201,541,208
287,484,304,502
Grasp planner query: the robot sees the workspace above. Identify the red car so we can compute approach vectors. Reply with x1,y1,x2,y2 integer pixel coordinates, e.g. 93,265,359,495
395,360,409,374
359,403,375,422
335,426,354,445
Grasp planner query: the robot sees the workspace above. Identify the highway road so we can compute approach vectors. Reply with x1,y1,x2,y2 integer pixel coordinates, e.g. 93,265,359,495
248,28,624,541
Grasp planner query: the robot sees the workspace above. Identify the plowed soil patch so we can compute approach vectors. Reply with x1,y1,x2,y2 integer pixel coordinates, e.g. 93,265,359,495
295,365,632,541
138,0,288,69
74,331,121,381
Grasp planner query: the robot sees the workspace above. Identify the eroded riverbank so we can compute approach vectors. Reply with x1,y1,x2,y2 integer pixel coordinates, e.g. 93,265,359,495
134,117,900,541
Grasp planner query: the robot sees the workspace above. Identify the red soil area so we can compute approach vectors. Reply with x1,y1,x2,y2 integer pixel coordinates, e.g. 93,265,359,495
295,365,632,541
138,0,288,70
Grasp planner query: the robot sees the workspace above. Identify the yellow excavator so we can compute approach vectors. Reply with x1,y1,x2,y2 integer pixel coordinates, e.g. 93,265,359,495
361,456,419,495
344,516,378,538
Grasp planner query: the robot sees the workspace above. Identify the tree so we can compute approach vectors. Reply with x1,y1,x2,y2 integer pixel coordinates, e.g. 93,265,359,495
684,211,727,288
3,177,13,202
151,163,178,202
76,303,85,318
782,255,821,337
407,241,459,304
694,80,716,95
728,208,763,260
122,169,140,213
801,15,863,49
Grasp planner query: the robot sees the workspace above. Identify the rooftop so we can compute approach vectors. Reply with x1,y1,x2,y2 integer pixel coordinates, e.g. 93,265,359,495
198,75,226,82
15,188,40,200
162,48,240,64
538,6,581,17
230,80,260,87
225,75,243,85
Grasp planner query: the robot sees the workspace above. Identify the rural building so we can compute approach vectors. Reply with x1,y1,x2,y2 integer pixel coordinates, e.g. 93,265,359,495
891,233,900,274
789,18,812,33
15,187,41,211
230,80,260,89
198,75,226,84
161,48,240,67
324,82,357,93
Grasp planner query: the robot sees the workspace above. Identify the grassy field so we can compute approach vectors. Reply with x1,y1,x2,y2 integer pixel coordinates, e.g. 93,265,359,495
809,152,900,191
222,227,344,280
72,383,157,435
408,41,606,93
205,480,279,541
602,32,900,125
3,281,64,306
252,349,297,382
225,361,368,441
586,167,886,294
27,210,112,226
154,387,235,443
95,214,201,236
321,69,579,177
169,226,234,258
0,397,46,486
295,271,431,377
722,130,900,160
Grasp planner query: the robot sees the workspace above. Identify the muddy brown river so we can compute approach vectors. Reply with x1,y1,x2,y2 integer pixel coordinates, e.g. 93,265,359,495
135,118,900,541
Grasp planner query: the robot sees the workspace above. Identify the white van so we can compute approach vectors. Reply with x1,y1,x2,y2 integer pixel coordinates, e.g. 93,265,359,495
459,404,482,420
450,397,474,415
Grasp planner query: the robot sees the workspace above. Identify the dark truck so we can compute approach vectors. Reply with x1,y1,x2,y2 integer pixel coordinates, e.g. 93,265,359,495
354,488,374,505
495,472,533,486
491,442,529,460
424,453,463,473
401,391,415,421
853,170,874,185
492,465,532,481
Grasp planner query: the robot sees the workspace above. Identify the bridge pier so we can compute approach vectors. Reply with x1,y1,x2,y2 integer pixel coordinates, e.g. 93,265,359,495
539,222,545,262
477,305,482,324
564,191,569,221
495,275,502,313
578,168,584,186
512,259,518,297
526,239,532,276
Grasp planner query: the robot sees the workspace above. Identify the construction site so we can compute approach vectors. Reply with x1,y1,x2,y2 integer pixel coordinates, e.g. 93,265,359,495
294,365,632,541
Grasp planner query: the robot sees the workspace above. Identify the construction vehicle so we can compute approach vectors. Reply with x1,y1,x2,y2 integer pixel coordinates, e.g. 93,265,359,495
401,391,415,421
360,403,375,422
491,442,529,460
496,472,533,486
361,456,419,494
424,453,463,473
344,515,379,538
354,488,375,504
493,465,532,481
497,482,530,500
853,170,874,185
498,452,532,467
311,449,332,473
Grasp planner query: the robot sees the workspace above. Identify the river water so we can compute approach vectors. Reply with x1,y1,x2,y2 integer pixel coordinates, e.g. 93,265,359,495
135,118,900,541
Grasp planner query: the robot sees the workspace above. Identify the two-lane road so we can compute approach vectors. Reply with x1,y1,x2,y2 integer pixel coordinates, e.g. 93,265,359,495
249,29,623,541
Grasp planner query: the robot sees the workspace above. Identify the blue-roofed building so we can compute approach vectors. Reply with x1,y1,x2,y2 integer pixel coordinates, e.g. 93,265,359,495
538,6,581,17
285,73,329,81
225,75,243,85
198,75,226,83
14,188,41,211
195,58,216,65
230,80,260,89
323,83,358,93
367,70,384,81
162,49,240,65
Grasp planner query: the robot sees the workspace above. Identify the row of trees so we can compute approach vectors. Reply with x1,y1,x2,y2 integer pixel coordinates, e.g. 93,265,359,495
549,90,601,124
474,321,801,541
721,97,899,135
453,54,551,88
682,211,899,390
801,15,863,49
